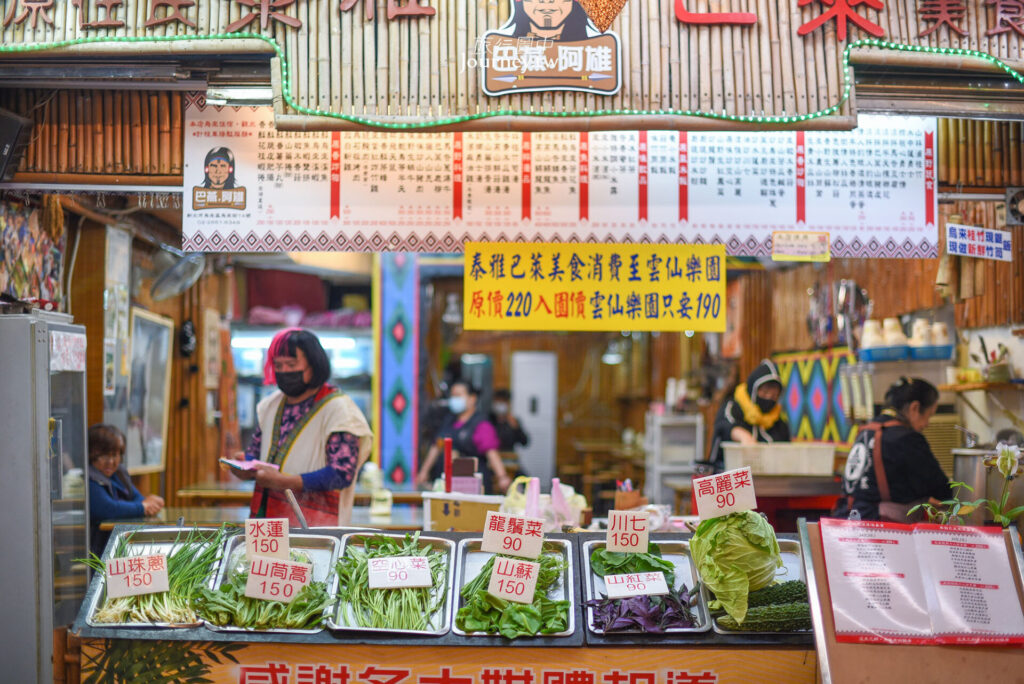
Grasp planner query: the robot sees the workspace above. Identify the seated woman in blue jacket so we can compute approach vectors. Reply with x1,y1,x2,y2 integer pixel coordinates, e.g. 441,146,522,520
88,424,164,555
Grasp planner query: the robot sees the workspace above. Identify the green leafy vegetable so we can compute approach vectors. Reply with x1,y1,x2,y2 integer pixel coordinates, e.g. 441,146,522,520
455,549,570,639
690,511,783,623
334,533,448,631
589,544,676,588
194,572,330,630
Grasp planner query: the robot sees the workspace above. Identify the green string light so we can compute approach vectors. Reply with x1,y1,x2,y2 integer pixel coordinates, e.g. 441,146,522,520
1,32,1022,129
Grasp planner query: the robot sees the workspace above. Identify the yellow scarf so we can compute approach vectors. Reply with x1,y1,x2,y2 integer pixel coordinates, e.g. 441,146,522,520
734,383,782,429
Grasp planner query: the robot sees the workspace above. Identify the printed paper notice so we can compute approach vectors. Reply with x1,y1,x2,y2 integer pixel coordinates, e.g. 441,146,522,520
820,519,932,644
913,524,1024,645
772,231,831,262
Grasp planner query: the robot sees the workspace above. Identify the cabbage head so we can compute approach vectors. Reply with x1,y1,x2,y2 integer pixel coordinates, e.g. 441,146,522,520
690,511,783,624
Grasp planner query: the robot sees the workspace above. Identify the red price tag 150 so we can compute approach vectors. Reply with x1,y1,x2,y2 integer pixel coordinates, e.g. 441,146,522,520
604,571,669,599
368,556,433,589
105,554,170,599
244,555,313,604
245,518,290,560
480,511,545,560
487,557,541,604
606,510,649,552
693,466,757,520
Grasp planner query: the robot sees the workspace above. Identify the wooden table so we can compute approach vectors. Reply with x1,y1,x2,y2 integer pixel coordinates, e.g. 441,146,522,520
99,504,424,531
176,480,423,507
573,440,645,509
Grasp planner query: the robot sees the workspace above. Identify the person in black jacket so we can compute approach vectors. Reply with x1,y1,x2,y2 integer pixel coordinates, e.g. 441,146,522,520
707,359,791,471
832,377,952,521
490,388,530,452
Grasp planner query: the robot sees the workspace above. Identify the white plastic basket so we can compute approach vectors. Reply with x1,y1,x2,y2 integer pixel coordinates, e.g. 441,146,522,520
722,442,836,476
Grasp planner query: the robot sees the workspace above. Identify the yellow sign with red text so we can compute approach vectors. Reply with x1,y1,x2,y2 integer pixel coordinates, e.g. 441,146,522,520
463,243,726,332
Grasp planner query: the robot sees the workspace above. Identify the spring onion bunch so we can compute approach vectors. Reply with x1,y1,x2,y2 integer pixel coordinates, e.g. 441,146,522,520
334,533,448,631
79,525,228,625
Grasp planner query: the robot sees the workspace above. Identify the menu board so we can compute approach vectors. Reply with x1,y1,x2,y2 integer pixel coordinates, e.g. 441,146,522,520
820,519,1024,646
183,102,937,258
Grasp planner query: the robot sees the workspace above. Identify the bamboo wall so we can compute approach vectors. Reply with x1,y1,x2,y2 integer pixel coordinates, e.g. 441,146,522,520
939,119,1024,190
0,89,183,182
768,201,1024,353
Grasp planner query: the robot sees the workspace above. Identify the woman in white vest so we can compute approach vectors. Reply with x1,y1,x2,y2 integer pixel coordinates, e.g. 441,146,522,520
232,328,372,526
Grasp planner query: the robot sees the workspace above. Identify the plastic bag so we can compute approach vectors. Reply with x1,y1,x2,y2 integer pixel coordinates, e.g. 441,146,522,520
500,476,587,532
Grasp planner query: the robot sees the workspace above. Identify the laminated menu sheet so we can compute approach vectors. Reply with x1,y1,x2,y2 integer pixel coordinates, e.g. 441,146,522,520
820,519,1024,645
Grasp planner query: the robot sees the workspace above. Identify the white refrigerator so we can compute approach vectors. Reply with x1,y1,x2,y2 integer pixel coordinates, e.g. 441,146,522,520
0,309,89,683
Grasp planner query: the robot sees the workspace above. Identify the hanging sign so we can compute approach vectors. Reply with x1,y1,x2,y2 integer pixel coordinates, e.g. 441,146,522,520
945,224,1013,262
463,242,727,332
183,104,938,259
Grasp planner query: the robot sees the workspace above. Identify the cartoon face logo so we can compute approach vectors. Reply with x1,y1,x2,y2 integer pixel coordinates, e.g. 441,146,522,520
522,0,574,33
202,147,236,190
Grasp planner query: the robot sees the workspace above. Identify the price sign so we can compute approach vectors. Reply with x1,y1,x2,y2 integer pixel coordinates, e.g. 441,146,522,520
604,572,669,599
105,554,170,599
245,518,290,560
487,557,541,604
368,556,433,589
244,556,313,603
693,466,757,520
606,510,649,552
480,511,545,560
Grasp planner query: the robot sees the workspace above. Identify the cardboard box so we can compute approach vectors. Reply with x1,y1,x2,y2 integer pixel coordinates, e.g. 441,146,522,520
422,492,504,531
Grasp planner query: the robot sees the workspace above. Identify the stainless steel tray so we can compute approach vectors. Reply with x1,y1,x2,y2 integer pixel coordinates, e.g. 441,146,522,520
451,537,575,638
582,539,711,634
85,526,227,629
705,537,811,635
326,532,454,636
204,532,340,634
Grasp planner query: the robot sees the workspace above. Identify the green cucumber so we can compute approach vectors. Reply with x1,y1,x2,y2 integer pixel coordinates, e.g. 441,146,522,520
717,602,812,632
747,580,808,608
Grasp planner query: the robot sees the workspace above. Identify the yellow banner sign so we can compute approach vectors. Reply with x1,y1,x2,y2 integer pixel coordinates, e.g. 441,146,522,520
463,243,726,332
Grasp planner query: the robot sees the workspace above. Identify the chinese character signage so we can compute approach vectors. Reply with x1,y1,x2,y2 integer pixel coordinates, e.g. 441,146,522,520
946,223,1012,262
480,511,545,559
479,0,621,96
105,554,170,599
183,103,938,259
692,466,756,519
772,231,832,263
463,242,726,333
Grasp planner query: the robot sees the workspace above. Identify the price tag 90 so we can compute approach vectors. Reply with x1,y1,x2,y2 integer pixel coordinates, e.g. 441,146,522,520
693,466,757,520
368,556,433,589
480,511,545,560
106,554,170,599
604,572,669,599
244,556,313,603
606,510,649,552
245,518,290,560
487,557,540,604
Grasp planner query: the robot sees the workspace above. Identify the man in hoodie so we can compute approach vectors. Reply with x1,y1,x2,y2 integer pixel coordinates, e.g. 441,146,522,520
707,359,791,471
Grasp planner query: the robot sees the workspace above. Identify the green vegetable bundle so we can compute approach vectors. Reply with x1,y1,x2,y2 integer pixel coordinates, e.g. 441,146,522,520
195,572,330,630
716,602,812,632
334,533,448,632
455,549,570,640
80,526,228,625
690,511,783,624
589,544,676,587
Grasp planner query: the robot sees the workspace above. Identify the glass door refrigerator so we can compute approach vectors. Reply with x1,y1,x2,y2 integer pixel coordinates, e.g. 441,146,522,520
0,309,88,683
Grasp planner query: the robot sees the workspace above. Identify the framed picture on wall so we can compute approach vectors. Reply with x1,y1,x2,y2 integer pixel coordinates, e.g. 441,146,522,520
124,308,174,474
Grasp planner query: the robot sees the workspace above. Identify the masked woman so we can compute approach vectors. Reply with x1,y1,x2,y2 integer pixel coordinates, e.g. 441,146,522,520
232,328,373,526
707,359,790,471
415,380,512,494
832,377,951,522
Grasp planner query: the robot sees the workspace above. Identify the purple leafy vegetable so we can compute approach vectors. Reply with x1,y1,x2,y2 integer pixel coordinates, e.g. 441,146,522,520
586,585,697,633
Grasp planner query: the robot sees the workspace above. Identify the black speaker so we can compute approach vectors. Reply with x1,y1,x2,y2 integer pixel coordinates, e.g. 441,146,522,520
0,107,32,181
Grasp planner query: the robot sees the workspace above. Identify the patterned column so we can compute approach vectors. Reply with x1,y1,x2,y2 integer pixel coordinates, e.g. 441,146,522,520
376,253,419,489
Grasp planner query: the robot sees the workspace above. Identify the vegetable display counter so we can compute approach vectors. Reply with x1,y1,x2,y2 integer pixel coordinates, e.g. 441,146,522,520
73,527,816,683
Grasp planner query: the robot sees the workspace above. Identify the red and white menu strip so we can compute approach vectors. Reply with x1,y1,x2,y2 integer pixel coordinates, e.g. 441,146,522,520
913,524,1024,645
579,132,589,221
638,131,648,222
452,132,464,220
678,132,689,223
521,132,532,221
330,132,342,219
795,131,806,225
820,519,933,644
924,131,935,227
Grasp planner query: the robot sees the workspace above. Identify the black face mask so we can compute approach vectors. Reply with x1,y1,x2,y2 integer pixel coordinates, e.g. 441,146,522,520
755,396,777,413
276,370,309,397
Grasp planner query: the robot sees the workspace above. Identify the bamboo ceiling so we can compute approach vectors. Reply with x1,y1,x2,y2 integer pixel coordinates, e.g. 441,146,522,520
0,0,1021,131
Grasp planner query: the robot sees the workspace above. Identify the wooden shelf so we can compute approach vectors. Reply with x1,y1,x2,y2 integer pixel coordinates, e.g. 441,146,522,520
938,382,1023,392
